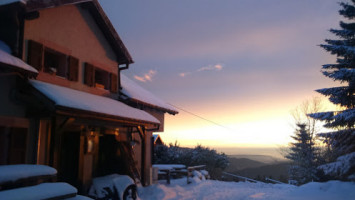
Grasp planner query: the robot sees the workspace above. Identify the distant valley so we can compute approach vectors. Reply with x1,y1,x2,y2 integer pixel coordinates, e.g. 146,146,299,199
224,155,290,183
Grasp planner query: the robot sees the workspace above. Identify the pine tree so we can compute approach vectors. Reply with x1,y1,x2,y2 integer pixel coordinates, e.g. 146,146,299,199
286,124,318,185
309,0,355,180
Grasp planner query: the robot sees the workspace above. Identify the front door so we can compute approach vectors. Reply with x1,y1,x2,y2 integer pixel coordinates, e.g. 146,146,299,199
59,131,80,188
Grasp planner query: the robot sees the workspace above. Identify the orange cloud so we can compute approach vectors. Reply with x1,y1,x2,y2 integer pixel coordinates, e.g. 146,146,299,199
134,70,157,82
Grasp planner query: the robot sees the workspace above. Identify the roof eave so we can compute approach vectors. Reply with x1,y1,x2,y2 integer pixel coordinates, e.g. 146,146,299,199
83,0,134,64
56,105,160,127
130,98,179,115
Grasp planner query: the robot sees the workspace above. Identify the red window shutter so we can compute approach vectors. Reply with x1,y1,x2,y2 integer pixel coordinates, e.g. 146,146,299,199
84,63,95,87
110,73,118,93
27,40,43,71
68,56,79,82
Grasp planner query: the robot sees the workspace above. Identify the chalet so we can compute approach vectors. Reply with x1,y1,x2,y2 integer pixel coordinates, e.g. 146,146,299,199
152,134,164,147
0,0,178,195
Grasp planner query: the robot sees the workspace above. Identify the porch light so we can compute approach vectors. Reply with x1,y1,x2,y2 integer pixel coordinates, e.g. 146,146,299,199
86,128,95,154
114,128,119,136
86,138,94,154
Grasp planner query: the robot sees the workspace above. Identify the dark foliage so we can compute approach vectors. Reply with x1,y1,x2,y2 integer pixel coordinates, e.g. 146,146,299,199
310,0,355,181
154,143,229,179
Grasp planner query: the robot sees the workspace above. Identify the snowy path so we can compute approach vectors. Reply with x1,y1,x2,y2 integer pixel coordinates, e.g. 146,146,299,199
138,179,355,200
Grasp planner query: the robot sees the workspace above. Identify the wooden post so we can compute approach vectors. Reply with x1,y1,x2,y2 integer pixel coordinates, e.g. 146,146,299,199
137,126,146,186
167,170,171,184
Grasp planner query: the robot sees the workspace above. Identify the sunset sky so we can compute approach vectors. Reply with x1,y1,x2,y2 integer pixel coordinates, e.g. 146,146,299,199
100,0,341,156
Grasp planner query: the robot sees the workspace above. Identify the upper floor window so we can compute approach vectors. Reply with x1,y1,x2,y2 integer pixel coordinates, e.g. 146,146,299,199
44,48,67,77
84,63,118,93
27,40,118,93
94,68,110,90
27,40,79,81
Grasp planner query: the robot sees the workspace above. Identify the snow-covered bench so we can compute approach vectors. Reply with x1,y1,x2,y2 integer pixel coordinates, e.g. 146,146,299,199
0,164,57,190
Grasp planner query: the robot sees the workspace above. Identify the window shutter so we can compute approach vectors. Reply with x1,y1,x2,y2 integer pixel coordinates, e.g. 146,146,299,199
110,73,118,93
84,63,94,87
27,40,43,71
68,56,79,82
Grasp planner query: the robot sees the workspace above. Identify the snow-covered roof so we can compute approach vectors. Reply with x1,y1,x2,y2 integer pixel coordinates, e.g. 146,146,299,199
0,41,38,74
30,80,160,125
0,0,26,6
152,133,163,144
153,134,159,141
121,74,178,114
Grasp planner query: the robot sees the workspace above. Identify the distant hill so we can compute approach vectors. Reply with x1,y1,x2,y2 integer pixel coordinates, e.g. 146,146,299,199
225,157,266,172
228,154,286,164
234,162,290,183
224,155,290,183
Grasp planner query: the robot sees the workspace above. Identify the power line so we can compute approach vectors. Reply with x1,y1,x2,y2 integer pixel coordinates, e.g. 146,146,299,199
167,103,238,134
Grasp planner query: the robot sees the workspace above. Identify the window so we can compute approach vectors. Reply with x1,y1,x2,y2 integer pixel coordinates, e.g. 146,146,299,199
95,68,110,90
27,40,79,81
44,48,67,78
84,63,118,93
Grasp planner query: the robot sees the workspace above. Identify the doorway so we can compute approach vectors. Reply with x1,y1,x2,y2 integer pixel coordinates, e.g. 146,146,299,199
59,131,80,188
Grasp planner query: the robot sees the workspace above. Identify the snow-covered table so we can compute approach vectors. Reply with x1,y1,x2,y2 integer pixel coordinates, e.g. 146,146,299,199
153,164,187,184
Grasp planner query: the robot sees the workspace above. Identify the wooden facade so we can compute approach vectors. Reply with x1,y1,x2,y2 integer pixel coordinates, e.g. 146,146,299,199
0,0,177,195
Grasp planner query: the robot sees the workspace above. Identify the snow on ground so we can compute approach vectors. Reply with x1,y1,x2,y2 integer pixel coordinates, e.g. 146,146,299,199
138,179,355,200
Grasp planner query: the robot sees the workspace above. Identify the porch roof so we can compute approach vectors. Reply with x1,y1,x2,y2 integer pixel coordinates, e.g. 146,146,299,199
0,43,38,75
30,80,160,125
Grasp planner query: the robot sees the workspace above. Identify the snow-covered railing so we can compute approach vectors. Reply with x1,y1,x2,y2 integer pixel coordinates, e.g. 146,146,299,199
265,177,288,185
222,172,261,183
153,164,186,171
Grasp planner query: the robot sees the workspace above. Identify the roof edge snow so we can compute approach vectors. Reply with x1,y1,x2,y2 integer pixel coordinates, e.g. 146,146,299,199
30,80,160,125
0,45,38,75
121,74,178,115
